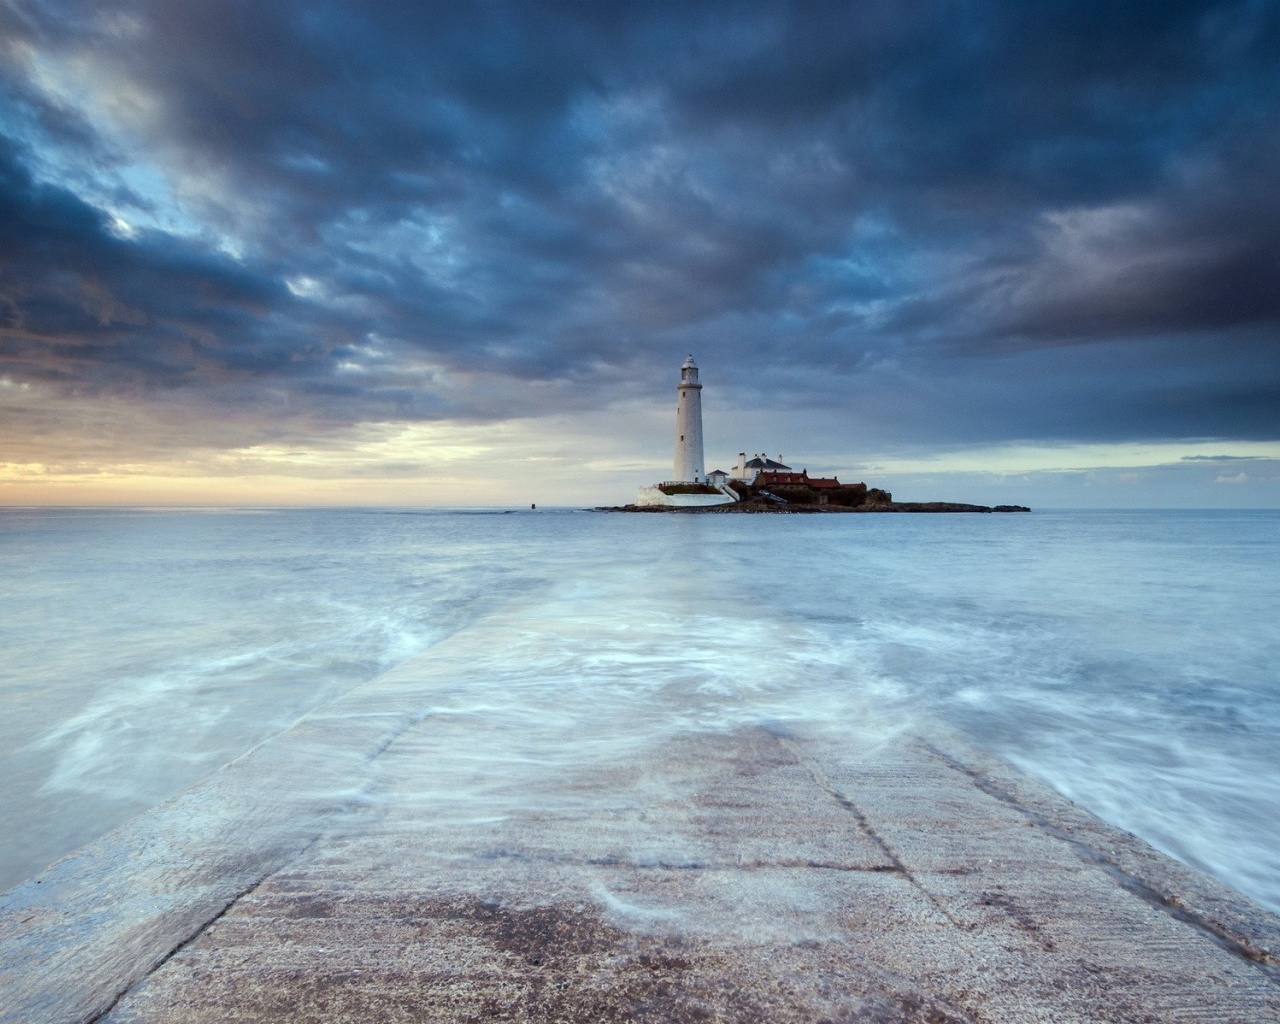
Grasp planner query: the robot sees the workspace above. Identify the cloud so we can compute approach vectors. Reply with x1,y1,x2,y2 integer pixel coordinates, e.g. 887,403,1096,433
1,0,1278,483
1182,454,1269,462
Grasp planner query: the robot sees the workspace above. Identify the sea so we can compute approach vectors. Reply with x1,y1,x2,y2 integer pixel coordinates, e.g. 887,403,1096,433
1,507,1277,915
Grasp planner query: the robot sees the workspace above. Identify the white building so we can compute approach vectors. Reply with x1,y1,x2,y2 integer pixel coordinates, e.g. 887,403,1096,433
731,453,792,485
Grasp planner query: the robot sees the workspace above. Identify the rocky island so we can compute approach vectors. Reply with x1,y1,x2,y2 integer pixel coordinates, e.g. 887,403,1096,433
602,499,1031,513
608,476,1029,514
633,357,1028,513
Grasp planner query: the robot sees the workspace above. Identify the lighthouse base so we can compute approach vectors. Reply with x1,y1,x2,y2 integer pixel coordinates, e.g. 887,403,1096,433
636,485,736,508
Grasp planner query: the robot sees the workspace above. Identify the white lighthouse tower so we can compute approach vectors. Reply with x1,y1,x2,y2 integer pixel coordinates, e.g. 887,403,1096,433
634,354,735,506
673,355,705,483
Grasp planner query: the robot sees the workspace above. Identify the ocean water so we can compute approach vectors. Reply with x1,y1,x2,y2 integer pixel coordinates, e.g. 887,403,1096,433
1,507,1277,914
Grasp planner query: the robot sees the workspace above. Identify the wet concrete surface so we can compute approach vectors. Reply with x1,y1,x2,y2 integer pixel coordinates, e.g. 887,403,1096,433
3,674,1279,1022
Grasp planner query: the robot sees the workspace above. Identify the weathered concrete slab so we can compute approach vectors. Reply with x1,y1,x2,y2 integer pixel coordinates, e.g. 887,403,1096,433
3,647,1279,1023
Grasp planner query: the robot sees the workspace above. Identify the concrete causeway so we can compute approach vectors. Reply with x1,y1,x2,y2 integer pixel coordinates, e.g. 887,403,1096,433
3,647,1279,1023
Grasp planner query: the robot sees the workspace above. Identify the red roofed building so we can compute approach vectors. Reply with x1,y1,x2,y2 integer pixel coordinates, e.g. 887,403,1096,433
755,470,841,489
752,469,850,505
755,471,809,487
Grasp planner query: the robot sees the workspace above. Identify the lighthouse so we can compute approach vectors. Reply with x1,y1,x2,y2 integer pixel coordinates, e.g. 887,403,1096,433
634,355,733,506
673,355,705,483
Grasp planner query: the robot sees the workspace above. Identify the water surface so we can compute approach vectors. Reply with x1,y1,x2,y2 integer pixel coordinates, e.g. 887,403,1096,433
1,507,1276,913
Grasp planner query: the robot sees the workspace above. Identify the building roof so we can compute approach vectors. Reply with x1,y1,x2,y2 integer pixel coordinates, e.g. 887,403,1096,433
755,471,809,486
754,470,844,489
744,456,791,471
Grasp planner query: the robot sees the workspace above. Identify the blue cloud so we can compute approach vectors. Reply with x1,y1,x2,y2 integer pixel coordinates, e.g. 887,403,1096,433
1,0,1277,445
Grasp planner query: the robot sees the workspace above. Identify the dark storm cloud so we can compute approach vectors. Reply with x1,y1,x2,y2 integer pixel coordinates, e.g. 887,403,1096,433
0,135,297,379
1,0,1278,446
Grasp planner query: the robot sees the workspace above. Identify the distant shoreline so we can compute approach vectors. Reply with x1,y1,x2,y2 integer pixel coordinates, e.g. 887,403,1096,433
598,500,1031,514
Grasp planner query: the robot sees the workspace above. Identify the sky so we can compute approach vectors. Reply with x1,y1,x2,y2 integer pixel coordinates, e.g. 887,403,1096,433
1,0,1278,507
